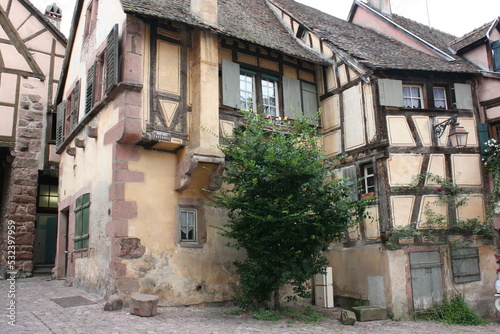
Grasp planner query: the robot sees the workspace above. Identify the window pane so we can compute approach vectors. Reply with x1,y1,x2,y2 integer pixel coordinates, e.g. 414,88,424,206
433,87,446,108
240,73,255,111
180,209,196,241
39,196,49,207
49,185,58,196
411,87,420,97
40,184,50,196
49,196,58,208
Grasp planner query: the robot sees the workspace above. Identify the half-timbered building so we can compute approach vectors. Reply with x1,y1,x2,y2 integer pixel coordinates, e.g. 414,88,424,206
53,0,494,318
0,0,66,277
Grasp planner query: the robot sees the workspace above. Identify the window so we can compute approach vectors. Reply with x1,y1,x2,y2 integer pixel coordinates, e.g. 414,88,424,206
180,209,197,241
403,85,423,108
85,25,119,114
361,163,376,195
84,0,98,39
63,81,81,137
433,87,447,109
450,248,480,283
74,194,90,250
492,40,500,72
38,184,58,209
240,70,255,111
490,122,500,141
261,77,279,116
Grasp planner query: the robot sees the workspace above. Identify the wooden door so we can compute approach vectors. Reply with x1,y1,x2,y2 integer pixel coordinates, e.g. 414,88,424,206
410,251,443,311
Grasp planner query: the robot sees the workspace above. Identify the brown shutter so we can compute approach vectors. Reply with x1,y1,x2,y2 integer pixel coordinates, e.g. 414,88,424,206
71,80,80,129
56,101,66,150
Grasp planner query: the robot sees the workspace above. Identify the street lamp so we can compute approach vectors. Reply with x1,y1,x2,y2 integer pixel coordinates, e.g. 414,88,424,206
433,115,469,148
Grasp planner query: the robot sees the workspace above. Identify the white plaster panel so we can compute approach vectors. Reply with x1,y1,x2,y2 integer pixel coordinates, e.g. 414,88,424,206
0,106,14,136
348,225,359,241
338,64,348,86
17,15,46,39
457,194,485,222
417,195,448,229
387,154,422,186
458,117,478,147
343,84,365,151
1,44,31,71
25,31,55,54
157,41,180,94
425,154,445,186
390,196,415,228
32,52,51,76
0,73,18,104
451,154,482,186
365,206,380,240
363,84,376,143
387,116,415,146
220,120,234,138
323,130,341,157
486,105,500,120
321,95,340,130
325,66,337,91
412,116,431,146
435,116,451,146
348,68,358,81
7,0,30,30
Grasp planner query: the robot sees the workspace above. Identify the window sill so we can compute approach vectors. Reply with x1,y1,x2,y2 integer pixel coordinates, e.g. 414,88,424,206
178,242,203,248
73,248,89,258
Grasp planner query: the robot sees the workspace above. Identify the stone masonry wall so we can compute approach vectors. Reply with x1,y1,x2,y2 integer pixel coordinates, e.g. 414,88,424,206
0,94,44,277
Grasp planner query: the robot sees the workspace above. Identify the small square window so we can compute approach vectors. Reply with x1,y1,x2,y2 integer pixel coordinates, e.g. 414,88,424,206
433,87,447,109
38,184,58,209
403,85,423,108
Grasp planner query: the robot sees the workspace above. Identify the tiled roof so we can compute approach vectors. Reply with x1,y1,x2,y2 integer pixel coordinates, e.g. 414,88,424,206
450,19,497,52
120,0,325,63
272,0,478,73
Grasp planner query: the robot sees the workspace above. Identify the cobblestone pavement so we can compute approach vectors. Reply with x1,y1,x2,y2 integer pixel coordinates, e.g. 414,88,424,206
2,276,500,334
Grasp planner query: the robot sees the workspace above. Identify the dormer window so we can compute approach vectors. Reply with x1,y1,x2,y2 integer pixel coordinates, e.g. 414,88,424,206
403,85,423,108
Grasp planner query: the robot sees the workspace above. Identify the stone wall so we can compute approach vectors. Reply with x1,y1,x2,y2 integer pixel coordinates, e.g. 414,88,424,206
0,94,44,277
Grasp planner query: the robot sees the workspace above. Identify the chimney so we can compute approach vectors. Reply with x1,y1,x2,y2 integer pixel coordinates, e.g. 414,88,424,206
191,0,218,25
44,3,62,30
366,0,392,15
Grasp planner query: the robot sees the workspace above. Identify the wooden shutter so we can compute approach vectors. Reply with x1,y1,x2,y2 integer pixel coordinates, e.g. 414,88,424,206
410,251,443,310
74,195,83,250
451,248,480,283
85,63,96,114
378,79,403,107
56,101,66,150
71,80,81,129
454,83,473,110
342,165,358,200
222,59,240,109
478,123,489,158
492,40,500,72
81,193,90,249
283,76,302,119
301,82,318,126
105,24,119,94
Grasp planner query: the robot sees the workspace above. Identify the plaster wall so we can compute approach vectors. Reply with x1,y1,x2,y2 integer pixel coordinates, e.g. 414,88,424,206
462,44,490,70
124,151,242,305
477,76,500,108
351,7,438,58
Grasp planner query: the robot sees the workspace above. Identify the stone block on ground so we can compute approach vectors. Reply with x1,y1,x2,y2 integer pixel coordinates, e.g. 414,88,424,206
130,293,158,317
352,306,387,321
340,309,356,325
104,294,123,311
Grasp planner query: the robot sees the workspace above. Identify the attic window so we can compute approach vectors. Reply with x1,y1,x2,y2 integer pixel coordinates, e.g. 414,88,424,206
296,24,306,39
84,0,98,39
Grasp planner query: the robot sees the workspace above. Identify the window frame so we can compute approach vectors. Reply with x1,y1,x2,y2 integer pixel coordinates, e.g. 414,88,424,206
178,199,206,247
361,163,376,196
490,121,500,141
38,184,58,210
83,0,98,39
402,84,423,108
74,193,90,251
239,68,280,116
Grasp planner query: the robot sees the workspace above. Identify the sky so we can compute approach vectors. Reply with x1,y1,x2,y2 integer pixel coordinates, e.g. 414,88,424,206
31,0,499,38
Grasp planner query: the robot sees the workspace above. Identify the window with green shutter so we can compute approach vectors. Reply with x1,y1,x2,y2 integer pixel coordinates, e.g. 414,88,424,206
105,24,120,94
74,194,90,250
492,40,500,73
450,248,480,284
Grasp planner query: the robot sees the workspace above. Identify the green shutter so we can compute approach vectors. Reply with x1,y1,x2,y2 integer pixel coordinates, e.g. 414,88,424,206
451,248,480,283
74,195,82,250
85,63,96,114
478,123,489,158
222,59,240,109
56,101,66,150
71,80,80,130
492,40,500,72
454,83,473,110
378,79,403,107
282,76,302,119
301,82,318,125
105,24,120,94
74,193,90,250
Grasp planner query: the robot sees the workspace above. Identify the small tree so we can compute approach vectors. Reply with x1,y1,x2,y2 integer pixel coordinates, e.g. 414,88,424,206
212,112,366,309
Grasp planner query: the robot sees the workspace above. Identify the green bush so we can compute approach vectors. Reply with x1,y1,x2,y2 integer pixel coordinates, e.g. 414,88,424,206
251,308,281,321
282,305,322,323
428,294,487,326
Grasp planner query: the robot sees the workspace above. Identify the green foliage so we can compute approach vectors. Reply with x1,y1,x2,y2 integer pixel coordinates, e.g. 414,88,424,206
251,308,281,321
428,294,488,326
212,111,366,309
282,305,323,323
224,308,241,316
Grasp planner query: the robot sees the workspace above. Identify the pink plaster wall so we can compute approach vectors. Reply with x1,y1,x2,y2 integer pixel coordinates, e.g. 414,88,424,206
351,6,440,58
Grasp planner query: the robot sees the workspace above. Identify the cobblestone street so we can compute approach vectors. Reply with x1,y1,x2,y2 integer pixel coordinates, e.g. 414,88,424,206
1,276,500,333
